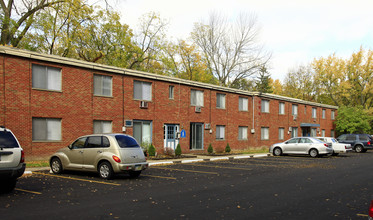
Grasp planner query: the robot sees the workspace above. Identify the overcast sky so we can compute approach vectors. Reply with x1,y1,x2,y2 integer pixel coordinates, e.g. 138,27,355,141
116,0,373,81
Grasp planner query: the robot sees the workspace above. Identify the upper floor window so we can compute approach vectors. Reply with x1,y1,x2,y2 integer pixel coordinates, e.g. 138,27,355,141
216,93,226,109
169,85,174,99
279,102,285,115
32,118,61,141
94,74,112,96
322,109,326,119
191,89,204,106
261,100,269,113
134,81,152,101
312,107,317,118
292,104,298,115
239,97,248,111
32,64,61,91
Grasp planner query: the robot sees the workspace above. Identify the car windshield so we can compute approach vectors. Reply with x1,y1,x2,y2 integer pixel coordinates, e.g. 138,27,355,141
0,130,19,148
115,135,140,148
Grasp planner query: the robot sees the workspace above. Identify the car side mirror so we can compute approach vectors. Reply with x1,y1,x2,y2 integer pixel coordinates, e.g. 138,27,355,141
68,145,73,150
285,141,288,144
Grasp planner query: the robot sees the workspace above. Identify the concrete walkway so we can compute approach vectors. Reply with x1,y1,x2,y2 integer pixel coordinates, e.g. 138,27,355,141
24,153,271,174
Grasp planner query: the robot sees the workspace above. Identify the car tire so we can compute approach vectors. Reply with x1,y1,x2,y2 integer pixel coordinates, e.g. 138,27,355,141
98,162,114,180
273,147,282,156
309,149,319,158
332,152,339,156
129,171,141,178
50,157,63,174
355,145,363,153
0,178,17,193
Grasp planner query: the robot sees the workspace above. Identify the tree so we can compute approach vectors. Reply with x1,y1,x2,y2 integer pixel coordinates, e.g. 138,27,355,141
0,0,68,46
335,106,372,134
191,12,270,87
282,65,316,101
255,65,273,93
271,79,283,95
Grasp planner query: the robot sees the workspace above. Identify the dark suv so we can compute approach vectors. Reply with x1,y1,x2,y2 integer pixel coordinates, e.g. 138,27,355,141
0,127,25,192
337,134,373,153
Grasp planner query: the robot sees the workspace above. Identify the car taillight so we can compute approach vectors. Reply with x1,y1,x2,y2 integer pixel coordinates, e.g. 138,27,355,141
112,155,121,163
368,141,371,146
324,144,328,147
20,150,25,163
369,200,373,217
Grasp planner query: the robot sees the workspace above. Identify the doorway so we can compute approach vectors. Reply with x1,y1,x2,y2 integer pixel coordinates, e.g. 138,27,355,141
164,124,179,151
190,123,204,150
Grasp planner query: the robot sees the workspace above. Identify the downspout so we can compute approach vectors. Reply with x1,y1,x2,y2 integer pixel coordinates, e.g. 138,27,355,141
252,95,255,132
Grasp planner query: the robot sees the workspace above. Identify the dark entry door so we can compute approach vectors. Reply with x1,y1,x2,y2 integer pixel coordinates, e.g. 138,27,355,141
190,123,203,150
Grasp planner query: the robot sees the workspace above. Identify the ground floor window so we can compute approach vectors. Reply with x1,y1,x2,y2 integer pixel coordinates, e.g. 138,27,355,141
278,127,284,140
32,118,61,141
93,120,112,134
322,129,325,137
238,126,248,140
311,128,317,137
331,130,335,137
133,120,152,146
291,127,298,138
261,127,269,140
216,125,225,140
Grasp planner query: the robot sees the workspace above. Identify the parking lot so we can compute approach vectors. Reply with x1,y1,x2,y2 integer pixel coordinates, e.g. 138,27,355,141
1,152,373,219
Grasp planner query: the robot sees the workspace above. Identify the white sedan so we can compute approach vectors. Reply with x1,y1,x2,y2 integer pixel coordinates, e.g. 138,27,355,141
270,137,333,158
316,137,352,156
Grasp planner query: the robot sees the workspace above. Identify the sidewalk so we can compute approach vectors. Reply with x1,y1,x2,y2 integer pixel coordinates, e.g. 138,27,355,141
24,153,271,174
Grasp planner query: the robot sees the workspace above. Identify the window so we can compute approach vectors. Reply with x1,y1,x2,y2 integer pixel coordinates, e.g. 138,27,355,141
169,85,174,99
322,109,326,119
291,127,298,138
304,106,307,114
32,118,61,141
292,105,298,115
216,93,226,109
261,100,269,113
312,108,317,118
191,89,204,106
261,127,269,140
216,125,225,140
239,97,248,111
311,128,317,137
133,120,152,146
322,129,325,137
134,81,152,101
279,103,285,115
238,126,248,140
71,137,87,149
93,120,112,134
331,110,335,120
32,64,61,91
331,130,335,137
278,128,284,140
94,74,112,96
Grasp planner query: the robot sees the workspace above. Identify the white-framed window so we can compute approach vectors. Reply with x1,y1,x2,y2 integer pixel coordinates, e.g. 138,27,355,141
32,64,61,91
311,128,317,137
279,102,285,115
312,108,317,118
261,127,269,140
322,129,325,137
331,110,335,120
93,120,112,134
169,85,174,99
94,74,112,96
32,118,61,141
261,100,269,113
216,125,225,140
238,126,248,140
216,93,226,109
292,104,298,115
191,89,204,106
322,109,326,119
278,127,284,140
133,120,152,146
291,127,298,138
134,81,152,101
239,97,248,111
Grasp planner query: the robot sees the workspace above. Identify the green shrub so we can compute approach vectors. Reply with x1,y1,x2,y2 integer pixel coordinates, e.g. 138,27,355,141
148,143,156,156
175,144,182,156
225,143,231,153
207,143,213,154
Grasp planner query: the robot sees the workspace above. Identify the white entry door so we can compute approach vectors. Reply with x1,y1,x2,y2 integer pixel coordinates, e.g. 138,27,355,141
164,124,180,151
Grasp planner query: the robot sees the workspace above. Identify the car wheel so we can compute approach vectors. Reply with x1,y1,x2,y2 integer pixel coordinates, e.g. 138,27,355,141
309,149,319,158
332,152,339,156
129,171,141,178
98,162,114,180
0,178,17,193
273,147,282,156
50,157,63,174
355,145,363,153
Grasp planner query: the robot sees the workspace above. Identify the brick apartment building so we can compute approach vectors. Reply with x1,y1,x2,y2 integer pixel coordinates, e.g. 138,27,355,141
0,46,338,159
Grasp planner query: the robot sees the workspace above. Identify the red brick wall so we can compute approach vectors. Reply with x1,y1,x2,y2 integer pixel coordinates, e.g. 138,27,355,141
0,53,337,159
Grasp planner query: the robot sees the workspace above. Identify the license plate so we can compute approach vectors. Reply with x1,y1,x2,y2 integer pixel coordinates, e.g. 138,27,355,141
135,165,142,171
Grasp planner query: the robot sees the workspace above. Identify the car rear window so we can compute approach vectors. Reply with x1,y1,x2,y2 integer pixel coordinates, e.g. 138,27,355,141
0,131,19,148
115,135,140,148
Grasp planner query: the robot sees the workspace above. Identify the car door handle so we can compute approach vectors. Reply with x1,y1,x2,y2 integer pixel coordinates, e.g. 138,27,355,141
79,151,83,154
97,150,103,153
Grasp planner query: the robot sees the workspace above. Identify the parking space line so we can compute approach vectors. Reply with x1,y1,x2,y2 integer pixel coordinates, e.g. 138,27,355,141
152,167,219,175
142,174,177,180
33,172,121,186
185,163,252,171
15,188,42,195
